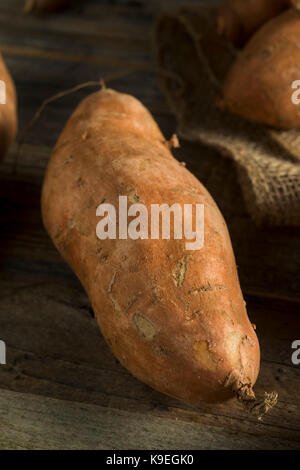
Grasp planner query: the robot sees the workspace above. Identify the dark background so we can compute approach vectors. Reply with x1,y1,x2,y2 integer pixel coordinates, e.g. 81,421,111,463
0,0,299,449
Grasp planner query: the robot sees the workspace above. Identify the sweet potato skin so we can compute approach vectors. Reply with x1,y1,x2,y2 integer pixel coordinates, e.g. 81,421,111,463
42,89,259,405
223,10,300,129
217,0,290,47
0,55,17,160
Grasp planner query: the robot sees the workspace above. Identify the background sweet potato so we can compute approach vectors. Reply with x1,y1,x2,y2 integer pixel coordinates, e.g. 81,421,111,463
0,54,17,161
217,0,292,47
41,88,272,415
223,9,300,129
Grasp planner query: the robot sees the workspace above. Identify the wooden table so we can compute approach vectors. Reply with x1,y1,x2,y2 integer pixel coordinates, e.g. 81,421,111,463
0,0,299,450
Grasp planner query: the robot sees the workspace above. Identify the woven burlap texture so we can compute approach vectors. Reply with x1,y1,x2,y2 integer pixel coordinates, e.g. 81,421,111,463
154,5,300,226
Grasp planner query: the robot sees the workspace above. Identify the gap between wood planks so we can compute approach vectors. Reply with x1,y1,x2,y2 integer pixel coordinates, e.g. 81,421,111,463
0,44,152,70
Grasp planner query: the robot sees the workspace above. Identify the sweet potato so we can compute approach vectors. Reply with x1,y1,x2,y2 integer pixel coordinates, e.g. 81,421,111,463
223,9,300,129
0,54,17,160
24,0,71,14
41,88,276,416
217,0,291,47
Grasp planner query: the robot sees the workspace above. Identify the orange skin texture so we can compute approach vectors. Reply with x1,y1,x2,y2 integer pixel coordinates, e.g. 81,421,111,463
41,89,259,405
217,0,290,47
223,9,300,129
0,55,17,161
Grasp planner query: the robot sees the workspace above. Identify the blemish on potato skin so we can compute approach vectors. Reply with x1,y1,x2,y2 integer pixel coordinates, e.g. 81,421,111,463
173,257,187,287
125,294,140,312
171,188,199,197
53,217,76,241
225,332,246,370
245,335,255,346
76,177,84,187
151,285,162,304
69,218,77,229
152,344,169,357
99,253,109,264
109,293,122,314
139,160,149,171
108,272,117,293
121,355,128,365
128,192,140,203
186,310,202,322
260,48,274,60
220,310,234,325
189,283,227,294
107,273,121,313
77,224,91,237
193,341,219,371
54,154,73,168
133,314,156,340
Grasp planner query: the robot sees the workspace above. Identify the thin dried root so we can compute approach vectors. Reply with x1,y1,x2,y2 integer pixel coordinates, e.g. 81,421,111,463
235,384,278,420
100,78,106,90
14,66,143,174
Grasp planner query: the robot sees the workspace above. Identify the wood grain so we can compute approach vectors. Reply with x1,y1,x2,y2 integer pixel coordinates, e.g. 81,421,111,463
1,388,299,450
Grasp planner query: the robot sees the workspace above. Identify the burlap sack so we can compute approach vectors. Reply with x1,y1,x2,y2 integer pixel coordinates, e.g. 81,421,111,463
154,4,300,226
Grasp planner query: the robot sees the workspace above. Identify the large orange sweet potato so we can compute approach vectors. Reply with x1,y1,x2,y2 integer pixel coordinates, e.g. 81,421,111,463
41,88,276,416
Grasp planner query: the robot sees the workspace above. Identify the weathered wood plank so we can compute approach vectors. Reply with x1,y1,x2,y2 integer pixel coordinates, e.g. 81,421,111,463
0,388,298,450
0,281,299,445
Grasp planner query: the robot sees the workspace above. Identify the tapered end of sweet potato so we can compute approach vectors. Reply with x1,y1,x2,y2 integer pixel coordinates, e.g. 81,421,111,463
225,371,278,419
